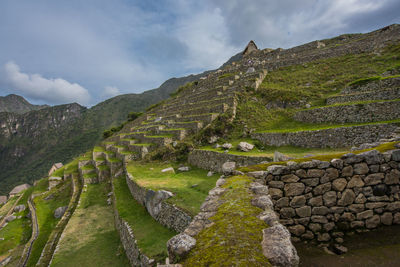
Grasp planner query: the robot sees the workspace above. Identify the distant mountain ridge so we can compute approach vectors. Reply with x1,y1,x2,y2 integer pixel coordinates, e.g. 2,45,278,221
0,94,48,114
0,54,244,194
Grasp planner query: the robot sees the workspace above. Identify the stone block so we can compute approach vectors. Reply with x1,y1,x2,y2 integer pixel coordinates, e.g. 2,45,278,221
323,191,337,207
381,212,393,225
364,173,384,185
282,174,300,183
338,189,355,206
296,206,311,218
332,178,347,191
366,215,380,228
356,210,373,220
353,163,369,175
284,183,305,196
341,166,353,177
307,169,325,178
290,196,306,208
313,183,331,195
347,175,365,188
308,196,323,207
385,169,400,185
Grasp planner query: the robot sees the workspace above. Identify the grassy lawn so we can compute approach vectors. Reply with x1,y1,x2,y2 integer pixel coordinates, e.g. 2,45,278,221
183,175,270,266
0,197,18,217
113,176,176,262
27,180,72,266
126,161,220,215
51,183,129,267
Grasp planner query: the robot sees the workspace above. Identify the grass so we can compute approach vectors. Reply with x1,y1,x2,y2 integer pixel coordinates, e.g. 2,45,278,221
50,183,129,267
233,43,400,134
83,173,97,179
93,146,105,152
64,159,79,175
27,180,72,266
113,176,176,262
347,74,400,87
238,141,400,172
126,161,220,215
183,175,270,266
0,197,18,217
51,167,65,178
81,165,95,171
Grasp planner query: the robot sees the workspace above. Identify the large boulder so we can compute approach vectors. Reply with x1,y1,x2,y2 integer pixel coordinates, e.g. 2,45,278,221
262,224,299,266
5,215,16,222
145,190,174,217
237,142,254,152
167,234,196,263
14,204,26,213
222,161,236,175
54,206,68,219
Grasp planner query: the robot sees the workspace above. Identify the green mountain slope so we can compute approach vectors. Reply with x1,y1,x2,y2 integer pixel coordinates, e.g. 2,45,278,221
0,94,48,114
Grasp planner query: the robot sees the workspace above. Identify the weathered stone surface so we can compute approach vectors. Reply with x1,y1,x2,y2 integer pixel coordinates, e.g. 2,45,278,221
347,175,365,188
366,202,387,209
309,223,322,232
269,181,284,189
313,183,331,195
280,207,296,219
341,212,355,222
167,234,196,263
385,201,400,212
258,210,280,226
323,191,337,207
302,178,319,186
290,196,306,208
284,183,305,196
391,150,400,161
222,161,236,175
309,196,323,207
301,231,314,240
268,165,287,175
307,169,325,178
5,215,16,222
282,174,300,183
394,213,400,224
350,221,364,228
222,143,233,149
366,215,380,228
323,222,335,232
311,215,328,224
372,184,389,196
331,159,344,169
330,207,345,214
54,206,68,219
381,212,393,225
341,153,362,164
247,171,267,179
296,206,311,218
364,173,384,185
318,161,331,169
338,189,356,206
276,197,289,208
317,233,331,242
357,210,373,220
262,224,299,267
332,178,347,192
269,188,283,199
321,168,339,183
341,166,353,177
288,225,306,236
274,151,291,162
250,183,269,195
252,195,273,210
348,204,364,213
353,163,369,175
178,166,190,172
14,204,26,213
385,169,400,185
355,193,367,204
312,206,330,215
295,169,307,178
161,167,175,173
237,142,254,152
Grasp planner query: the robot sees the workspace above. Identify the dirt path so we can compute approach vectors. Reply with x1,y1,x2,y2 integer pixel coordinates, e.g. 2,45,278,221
296,225,400,267
0,194,23,229
19,196,39,267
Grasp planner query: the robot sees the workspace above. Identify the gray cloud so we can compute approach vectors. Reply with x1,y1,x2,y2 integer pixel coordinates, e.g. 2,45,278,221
2,61,90,105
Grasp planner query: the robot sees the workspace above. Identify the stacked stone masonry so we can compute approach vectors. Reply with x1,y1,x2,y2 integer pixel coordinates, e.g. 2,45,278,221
252,123,399,148
125,173,191,233
188,149,272,173
255,149,400,243
294,100,400,124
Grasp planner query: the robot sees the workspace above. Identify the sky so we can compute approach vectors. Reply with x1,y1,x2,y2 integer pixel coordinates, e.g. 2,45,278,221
0,0,399,107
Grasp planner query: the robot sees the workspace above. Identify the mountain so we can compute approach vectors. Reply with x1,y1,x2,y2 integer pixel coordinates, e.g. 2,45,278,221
0,61,238,194
0,94,48,114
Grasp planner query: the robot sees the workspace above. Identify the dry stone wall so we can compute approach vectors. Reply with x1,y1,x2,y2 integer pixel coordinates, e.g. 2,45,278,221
341,77,400,95
252,123,398,148
327,88,400,105
294,101,400,124
188,149,272,173
125,173,191,233
257,149,400,243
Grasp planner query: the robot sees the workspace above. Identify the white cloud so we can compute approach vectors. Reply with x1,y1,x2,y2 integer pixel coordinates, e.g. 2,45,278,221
102,86,121,98
3,61,90,105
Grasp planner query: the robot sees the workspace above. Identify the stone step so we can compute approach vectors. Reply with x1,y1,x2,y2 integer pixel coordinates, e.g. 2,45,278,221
165,121,203,133
127,143,154,158
158,128,187,141
140,135,173,146
172,113,219,124
115,150,138,163
326,88,400,105
294,100,400,124
166,87,237,107
118,138,138,146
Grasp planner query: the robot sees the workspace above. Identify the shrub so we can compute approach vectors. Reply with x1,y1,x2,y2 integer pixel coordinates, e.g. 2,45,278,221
127,111,143,121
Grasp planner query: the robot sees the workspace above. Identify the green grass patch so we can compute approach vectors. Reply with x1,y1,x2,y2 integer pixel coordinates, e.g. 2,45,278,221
27,180,72,266
183,175,270,266
108,157,122,163
95,156,106,161
126,161,219,215
83,173,97,179
113,177,176,262
218,72,236,80
97,165,110,171
33,177,50,195
93,146,105,152
51,166,65,178
0,197,18,217
50,183,129,267
64,159,79,175
81,165,95,171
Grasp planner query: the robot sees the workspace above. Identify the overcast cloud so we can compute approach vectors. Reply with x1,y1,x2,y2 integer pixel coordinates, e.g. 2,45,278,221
0,0,399,106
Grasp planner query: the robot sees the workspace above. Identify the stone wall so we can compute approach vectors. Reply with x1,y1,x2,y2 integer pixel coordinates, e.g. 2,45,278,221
111,178,155,267
327,88,400,105
125,173,191,233
188,149,272,173
252,123,398,148
294,101,400,124
254,149,400,242
341,77,400,95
